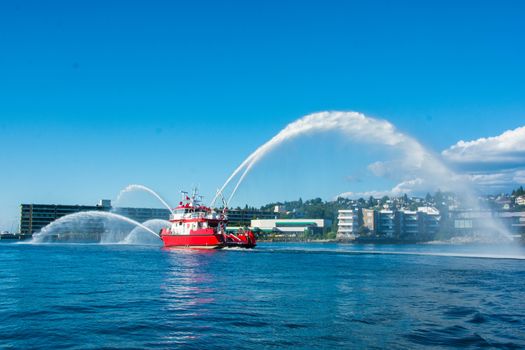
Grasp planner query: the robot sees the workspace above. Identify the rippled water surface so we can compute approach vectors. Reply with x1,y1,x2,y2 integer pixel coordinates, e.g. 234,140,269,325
1,242,524,349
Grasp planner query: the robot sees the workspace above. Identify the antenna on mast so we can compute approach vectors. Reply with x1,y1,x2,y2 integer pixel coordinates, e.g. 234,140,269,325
212,188,228,210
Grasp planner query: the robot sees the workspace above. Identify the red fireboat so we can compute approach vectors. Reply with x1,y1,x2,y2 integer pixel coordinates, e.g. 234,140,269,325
159,190,256,249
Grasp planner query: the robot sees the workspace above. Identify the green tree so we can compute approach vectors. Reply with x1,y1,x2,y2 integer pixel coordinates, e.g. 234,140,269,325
325,231,337,240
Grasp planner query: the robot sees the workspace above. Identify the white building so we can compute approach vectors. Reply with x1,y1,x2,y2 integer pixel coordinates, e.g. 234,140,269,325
250,219,328,237
516,196,525,206
337,209,359,240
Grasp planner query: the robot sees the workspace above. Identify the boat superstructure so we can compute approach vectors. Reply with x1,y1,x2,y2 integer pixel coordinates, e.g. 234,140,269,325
159,189,256,249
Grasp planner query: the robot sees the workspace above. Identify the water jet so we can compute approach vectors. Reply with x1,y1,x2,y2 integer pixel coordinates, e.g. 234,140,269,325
115,184,175,215
32,211,159,243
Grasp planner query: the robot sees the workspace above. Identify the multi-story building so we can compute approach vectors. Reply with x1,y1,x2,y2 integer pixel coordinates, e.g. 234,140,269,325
20,201,110,235
451,210,525,238
337,206,442,241
20,200,171,235
112,207,170,223
362,208,377,234
337,209,360,239
498,212,525,236
377,210,397,237
227,209,276,226
418,206,441,239
398,210,419,239
451,210,493,236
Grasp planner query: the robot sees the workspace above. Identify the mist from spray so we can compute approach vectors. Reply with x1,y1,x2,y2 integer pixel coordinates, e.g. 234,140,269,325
32,211,159,243
212,111,511,241
212,111,453,205
115,184,175,215
121,219,170,245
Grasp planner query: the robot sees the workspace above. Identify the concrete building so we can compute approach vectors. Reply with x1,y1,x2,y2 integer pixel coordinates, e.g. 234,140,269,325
337,209,360,239
227,209,276,226
20,201,109,235
362,208,377,234
418,206,441,239
450,210,524,237
497,212,525,237
378,210,397,237
398,210,419,239
20,200,171,235
337,206,442,241
251,219,329,238
112,207,170,223
452,210,495,237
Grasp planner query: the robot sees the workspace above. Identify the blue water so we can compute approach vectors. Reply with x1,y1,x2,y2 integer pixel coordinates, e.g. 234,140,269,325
1,242,525,349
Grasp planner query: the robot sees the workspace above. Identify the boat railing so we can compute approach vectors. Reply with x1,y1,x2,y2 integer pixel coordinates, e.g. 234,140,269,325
169,211,227,221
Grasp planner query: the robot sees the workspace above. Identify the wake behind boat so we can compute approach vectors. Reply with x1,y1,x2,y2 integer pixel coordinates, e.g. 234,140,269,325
159,190,256,249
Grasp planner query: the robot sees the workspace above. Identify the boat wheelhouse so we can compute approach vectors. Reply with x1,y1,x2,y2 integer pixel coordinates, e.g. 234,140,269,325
160,190,256,249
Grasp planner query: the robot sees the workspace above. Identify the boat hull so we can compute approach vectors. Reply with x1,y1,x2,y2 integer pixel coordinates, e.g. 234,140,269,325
161,233,224,249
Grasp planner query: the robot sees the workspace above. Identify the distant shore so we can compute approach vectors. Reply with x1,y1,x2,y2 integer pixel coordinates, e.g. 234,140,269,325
0,233,31,241
259,237,525,245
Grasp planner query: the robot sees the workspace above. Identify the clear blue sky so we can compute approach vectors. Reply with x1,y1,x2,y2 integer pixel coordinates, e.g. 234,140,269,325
1,0,524,230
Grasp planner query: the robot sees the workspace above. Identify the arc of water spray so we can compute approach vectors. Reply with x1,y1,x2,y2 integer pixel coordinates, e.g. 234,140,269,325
116,184,175,215
212,110,511,240
32,211,159,241
122,219,171,244
212,111,450,206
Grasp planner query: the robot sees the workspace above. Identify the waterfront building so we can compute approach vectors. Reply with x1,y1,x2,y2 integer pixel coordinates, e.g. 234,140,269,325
337,209,360,239
362,208,377,234
19,200,171,235
227,209,276,226
417,206,441,239
20,201,109,235
397,207,441,240
377,210,397,237
497,212,525,237
448,210,525,239
398,210,419,239
251,219,329,239
338,206,442,241
451,210,495,237
112,207,170,223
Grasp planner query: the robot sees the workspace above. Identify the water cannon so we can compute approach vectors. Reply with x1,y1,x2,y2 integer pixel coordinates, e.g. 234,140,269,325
212,188,228,214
